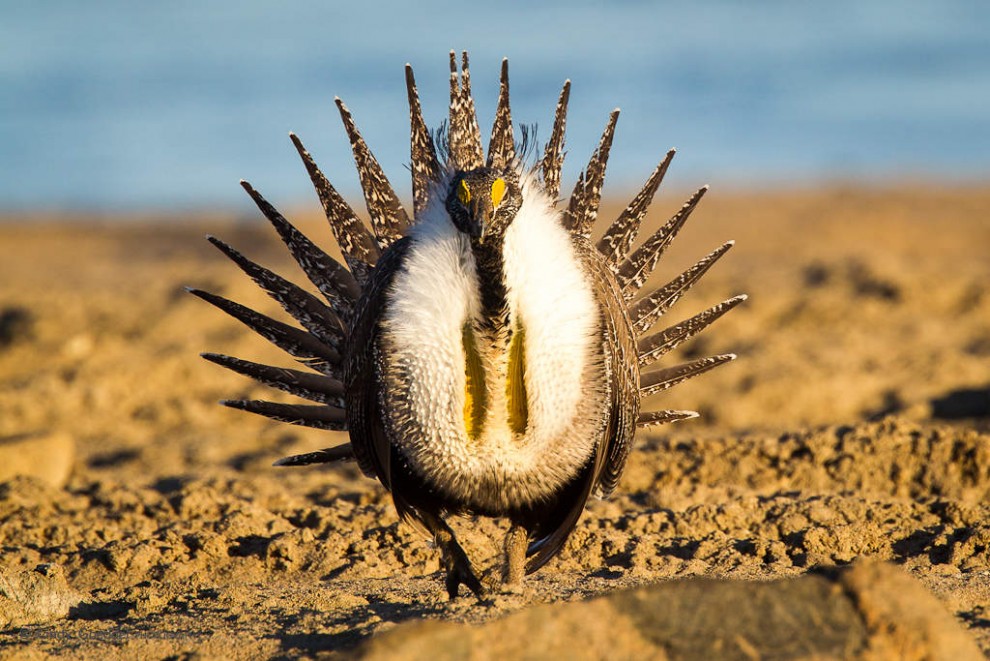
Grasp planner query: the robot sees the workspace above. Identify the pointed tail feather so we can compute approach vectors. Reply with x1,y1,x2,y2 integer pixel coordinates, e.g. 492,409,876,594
206,236,344,349
637,295,747,367
405,64,441,217
637,410,699,428
187,288,341,375
597,149,676,271
239,181,360,316
458,51,484,166
447,50,484,170
617,186,708,296
274,444,355,467
640,354,737,398
447,51,460,160
564,110,619,239
539,80,570,202
487,58,514,169
288,133,380,283
221,399,347,431
201,353,345,406
630,241,735,334
334,99,410,249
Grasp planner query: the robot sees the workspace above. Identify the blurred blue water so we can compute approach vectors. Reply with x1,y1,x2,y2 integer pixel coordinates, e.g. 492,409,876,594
1,0,988,212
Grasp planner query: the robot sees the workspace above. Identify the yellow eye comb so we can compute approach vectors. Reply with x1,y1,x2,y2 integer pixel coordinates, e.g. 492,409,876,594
491,178,506,208
457,179,471,205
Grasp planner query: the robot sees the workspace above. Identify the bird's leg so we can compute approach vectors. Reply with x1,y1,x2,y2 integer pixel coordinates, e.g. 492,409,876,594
502,522,529,587
420,511,484,599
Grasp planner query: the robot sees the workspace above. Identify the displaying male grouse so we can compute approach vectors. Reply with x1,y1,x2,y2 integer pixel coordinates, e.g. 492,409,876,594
191,52,744,598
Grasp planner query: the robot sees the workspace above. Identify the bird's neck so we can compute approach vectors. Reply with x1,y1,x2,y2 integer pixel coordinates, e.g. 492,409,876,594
471,238,510,335
466,235,527,440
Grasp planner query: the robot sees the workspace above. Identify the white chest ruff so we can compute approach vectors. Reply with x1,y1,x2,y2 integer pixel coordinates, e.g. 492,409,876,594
379,185,602,510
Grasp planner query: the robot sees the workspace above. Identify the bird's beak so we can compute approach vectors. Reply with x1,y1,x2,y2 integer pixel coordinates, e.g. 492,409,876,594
468,201,493,244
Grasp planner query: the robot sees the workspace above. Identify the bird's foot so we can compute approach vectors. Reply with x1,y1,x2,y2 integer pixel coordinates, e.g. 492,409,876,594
420,510,485,600
475,522,530,595
479,566,515,593
440,541,485,600
502,522,528,586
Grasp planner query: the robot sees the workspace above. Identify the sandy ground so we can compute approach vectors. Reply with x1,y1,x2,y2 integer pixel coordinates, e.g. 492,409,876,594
0,183,989,658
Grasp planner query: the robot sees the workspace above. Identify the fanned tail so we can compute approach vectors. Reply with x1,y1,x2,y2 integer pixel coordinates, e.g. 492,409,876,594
199,58,436,471
532,88,742,433
196,173,374,442
205,236,344,349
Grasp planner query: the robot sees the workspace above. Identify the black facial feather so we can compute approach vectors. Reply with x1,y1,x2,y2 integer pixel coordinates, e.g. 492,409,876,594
444,168,522,242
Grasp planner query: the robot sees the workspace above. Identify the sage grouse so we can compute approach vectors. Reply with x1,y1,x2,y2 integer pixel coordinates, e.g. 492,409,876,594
192,52,744,598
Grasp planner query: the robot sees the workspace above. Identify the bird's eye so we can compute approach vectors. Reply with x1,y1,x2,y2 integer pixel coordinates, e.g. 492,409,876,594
457,179,471,205
491,178,506,208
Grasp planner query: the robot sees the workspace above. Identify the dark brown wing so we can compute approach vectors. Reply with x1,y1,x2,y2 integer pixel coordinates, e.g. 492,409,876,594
524,241,640,573
591,247,641,497
343,237,412,486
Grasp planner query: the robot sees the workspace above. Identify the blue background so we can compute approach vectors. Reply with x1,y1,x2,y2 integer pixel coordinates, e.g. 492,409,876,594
2,1,988,211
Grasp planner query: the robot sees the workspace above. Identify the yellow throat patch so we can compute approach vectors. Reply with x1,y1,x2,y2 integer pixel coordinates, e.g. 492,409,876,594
462,324,486,440
461,323,529,439
505,325,528,435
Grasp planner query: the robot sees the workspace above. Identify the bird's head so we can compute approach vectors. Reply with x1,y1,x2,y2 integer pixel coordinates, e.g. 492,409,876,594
445,169,522,245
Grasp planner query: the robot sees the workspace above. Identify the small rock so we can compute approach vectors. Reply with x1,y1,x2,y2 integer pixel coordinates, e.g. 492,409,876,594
0,432,75,488
0,564,81,628
354,561,982,660
62,333,94,359
0,306,33,349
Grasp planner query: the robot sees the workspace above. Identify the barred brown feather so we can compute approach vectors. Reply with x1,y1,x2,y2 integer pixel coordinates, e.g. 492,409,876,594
629,241,734,334
238,180,360,318
539,80,570,202
447,51,484,170
201,353,345,407
288,132,380,281
617,185,709,296
564,110,619,239
597,149,676,272
335,98,410,248
405,65,441,217
637,295,747,367
487,58,515,170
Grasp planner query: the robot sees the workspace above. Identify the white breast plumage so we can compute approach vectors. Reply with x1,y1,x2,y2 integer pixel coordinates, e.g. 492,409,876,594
380,176,601,510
